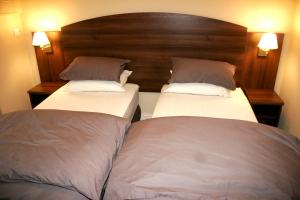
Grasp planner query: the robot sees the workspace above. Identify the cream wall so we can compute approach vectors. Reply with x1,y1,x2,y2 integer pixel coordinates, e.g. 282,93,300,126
21,0,295,32
0,12,37,113
1,0,300,137
275,0,300,137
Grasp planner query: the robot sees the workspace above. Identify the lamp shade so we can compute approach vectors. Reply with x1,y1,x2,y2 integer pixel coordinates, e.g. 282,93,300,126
32,32,50,46
258,33,278,50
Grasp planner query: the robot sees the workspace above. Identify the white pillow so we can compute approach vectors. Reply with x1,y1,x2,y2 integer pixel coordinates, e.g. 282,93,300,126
162,83,232,97
120,70,132,85
65,80,125,92
65,70,132,92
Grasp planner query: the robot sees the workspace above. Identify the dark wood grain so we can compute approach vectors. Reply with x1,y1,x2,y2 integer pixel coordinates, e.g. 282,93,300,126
244,89,284,106
242,33,284,89
27,82,66,108
33,13,284,92
244,89,284,127
60,13,247,91
27,82,66,95
34,32,65,82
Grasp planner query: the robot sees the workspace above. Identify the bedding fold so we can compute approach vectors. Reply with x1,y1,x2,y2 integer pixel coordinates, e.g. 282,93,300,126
0,109,130,200
104,116,300,200
0,182,88,200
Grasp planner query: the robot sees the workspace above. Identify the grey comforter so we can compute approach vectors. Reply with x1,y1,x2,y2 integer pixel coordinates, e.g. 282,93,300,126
104,117,300,200
0,110,130,200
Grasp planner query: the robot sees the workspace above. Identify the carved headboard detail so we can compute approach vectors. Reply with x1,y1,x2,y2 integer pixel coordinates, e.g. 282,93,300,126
33,13,284,92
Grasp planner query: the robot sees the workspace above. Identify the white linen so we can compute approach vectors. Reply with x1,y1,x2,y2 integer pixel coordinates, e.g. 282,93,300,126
36,83,139,120
65,80,126,92
152,86,257,122
64,70,133,92
120,70,133,85
162,83,231,97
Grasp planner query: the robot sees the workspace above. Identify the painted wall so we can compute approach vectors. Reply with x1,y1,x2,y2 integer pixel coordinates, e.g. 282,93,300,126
0,11,38,113
21,0,295,32
275,0,300,137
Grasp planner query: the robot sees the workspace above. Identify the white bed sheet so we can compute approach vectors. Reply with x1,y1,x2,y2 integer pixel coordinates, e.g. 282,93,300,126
36,83,139,120
152,87,257,122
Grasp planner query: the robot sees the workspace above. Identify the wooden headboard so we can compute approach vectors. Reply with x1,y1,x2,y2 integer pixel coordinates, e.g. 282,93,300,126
34,13,284,92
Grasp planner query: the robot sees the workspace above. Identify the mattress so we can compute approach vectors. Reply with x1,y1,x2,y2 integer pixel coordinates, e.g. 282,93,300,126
152,87,257,122
36,83,139,120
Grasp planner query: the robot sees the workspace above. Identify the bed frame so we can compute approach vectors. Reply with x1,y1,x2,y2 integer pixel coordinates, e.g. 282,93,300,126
34,12,284,92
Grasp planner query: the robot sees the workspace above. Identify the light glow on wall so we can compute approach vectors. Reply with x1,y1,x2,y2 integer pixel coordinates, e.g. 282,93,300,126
38,19,58,30
258,20,274,31
242,12,288,32
25,9,62,31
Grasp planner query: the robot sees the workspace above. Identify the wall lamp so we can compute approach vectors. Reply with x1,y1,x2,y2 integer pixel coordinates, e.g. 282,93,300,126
32,31,52,53
257,33,278,57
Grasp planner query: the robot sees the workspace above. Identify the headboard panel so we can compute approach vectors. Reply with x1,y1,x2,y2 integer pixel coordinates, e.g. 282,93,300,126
60,12,247,91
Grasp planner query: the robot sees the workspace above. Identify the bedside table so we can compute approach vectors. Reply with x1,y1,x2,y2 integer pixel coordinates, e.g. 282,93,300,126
28,82,66,108
244,89,284,127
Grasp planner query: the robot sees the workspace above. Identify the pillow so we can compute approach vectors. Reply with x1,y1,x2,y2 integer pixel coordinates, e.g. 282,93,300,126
120,70,132,85
162,83,232,97
0,110,130,200
65,70,133,92
59,56,130,82
169,57,236,90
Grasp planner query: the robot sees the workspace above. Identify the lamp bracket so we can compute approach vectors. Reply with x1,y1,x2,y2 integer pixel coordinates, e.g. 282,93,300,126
258,48,268,57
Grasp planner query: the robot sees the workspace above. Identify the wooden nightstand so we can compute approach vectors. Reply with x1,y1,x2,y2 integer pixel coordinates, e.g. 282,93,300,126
28,82,66,108
244,89,284,127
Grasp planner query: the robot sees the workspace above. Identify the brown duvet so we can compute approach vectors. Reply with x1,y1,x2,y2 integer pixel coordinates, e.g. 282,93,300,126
0,110,130,200
104,117,300,200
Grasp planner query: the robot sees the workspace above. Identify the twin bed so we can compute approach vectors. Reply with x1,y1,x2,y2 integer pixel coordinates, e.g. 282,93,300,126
36,83,139,120
153,87,257,122
0,13,299,200
36,84,257,122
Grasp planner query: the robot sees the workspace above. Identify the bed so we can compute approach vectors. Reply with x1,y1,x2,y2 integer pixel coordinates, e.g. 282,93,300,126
153,86,257,122
1,12,297,200
102,24,300,198
104,116,300,199
36,83,139,121
152,56,257,122
34,56,141,122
